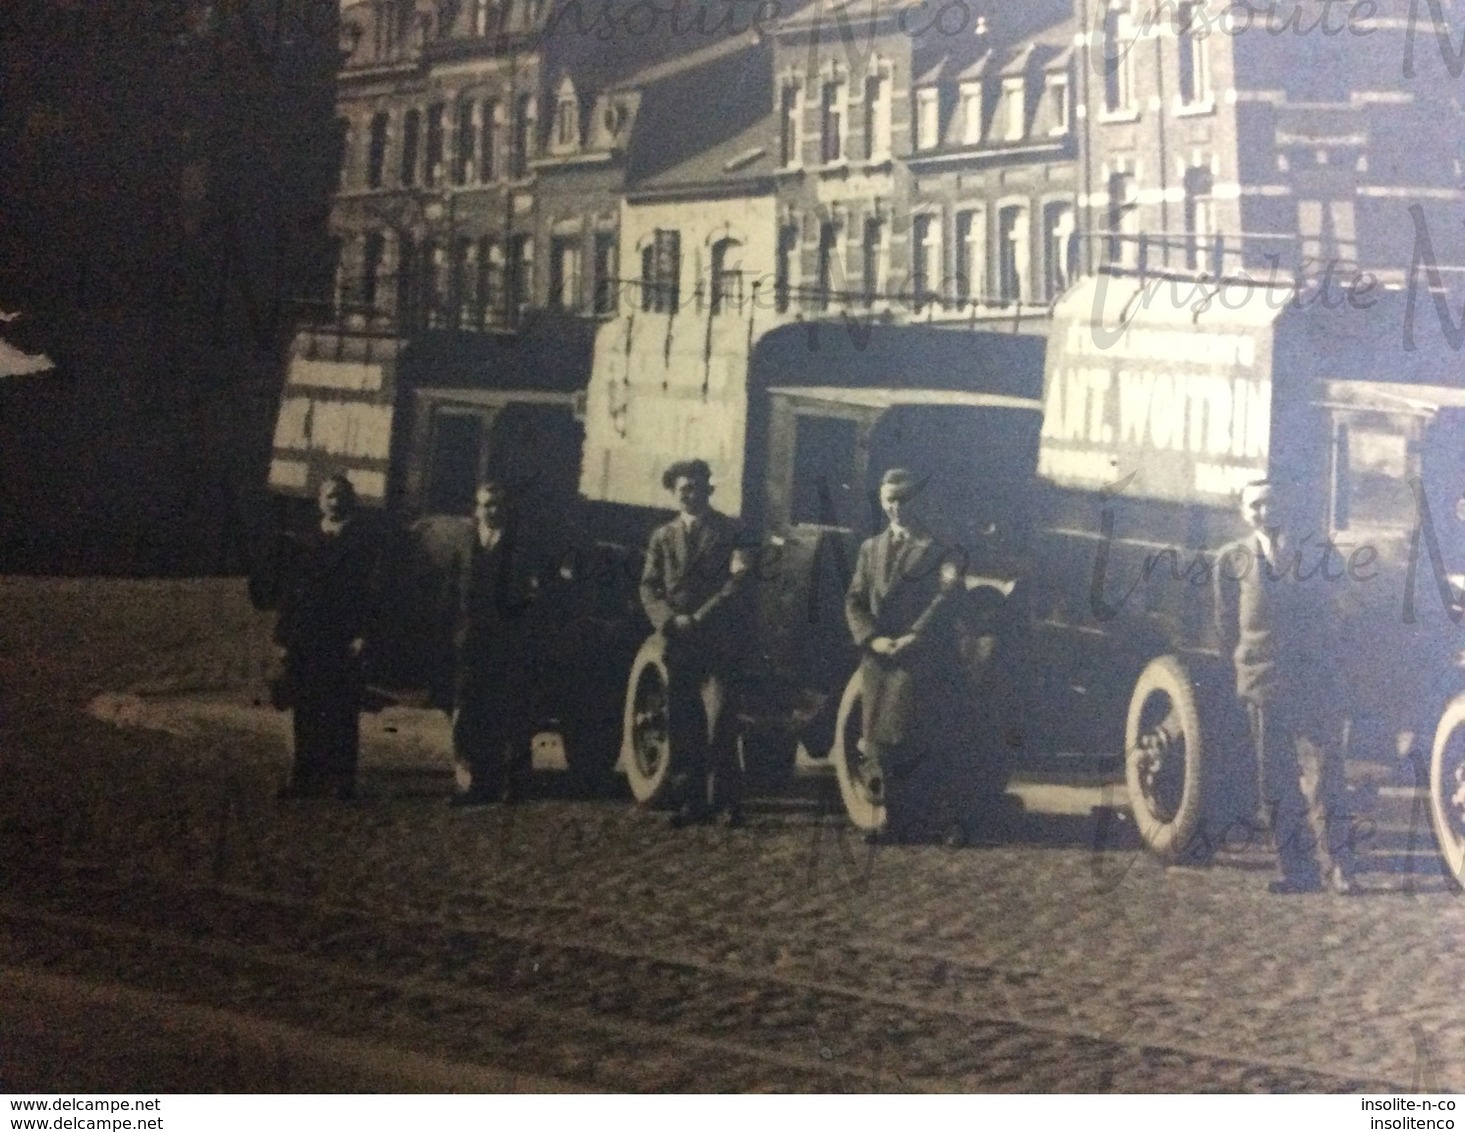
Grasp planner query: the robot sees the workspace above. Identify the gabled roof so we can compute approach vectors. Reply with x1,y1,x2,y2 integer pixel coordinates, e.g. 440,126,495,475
629,111,777,196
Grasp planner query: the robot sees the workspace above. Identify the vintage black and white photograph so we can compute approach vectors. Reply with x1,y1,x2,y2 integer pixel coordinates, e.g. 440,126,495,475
5,0,1465,1097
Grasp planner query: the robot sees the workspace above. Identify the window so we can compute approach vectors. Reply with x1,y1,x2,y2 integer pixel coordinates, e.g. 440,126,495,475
592,232,617,315
1333,419,1413,533
815,221,839,309
1043,202,1075,299
915,88,941,150
710,237,743,315
472,0,492,34
1102,5,1135,114
479,99,499,181
424,238,447,327
960,85,983,145
780,83,802,166
820,79,845,163
775,223,798,313
955,209,985,302
998,205,1027,302
1177,1,1211,105
791,415,860,527
911,214,936,308
554,82,579,150
509,234,533,310
451,236,472,326
400,108,420,186
425,102,445,187
1299,199,1358,271
1001,77,1026,141
548,235,581,309
367,113,388,188
1183,167,1215,271
510,93,534,178
861,218,883,305
1047,74,1070,134
863,72,890,160
360,232,385,309
641,229,680,313
476,237,501,324
1107,172,1139,266
454,101,474,184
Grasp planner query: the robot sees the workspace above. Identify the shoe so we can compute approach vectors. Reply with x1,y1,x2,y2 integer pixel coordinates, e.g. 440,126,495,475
1327,866,1358,895
718,807,747,830
1267,875,1323,895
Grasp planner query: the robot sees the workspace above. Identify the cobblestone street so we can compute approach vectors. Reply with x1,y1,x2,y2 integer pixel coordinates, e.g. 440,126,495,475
2,580,1463,1093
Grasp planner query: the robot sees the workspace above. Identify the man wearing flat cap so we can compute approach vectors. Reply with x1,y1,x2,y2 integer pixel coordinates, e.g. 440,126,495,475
640,458,750,826
845,467,960,841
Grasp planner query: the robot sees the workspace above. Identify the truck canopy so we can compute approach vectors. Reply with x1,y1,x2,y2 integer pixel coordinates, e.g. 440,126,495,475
270,314,596,508
1039,274,1465,506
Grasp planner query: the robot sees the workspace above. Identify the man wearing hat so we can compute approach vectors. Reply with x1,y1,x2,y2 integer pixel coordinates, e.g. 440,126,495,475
639,458,750,826
844,467,959,842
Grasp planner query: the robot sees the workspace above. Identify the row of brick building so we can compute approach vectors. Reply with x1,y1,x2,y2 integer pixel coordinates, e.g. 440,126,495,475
283,0,1465,516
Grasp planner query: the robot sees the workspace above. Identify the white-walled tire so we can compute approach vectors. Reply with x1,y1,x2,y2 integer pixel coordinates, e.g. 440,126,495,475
1429,694,1465,890
830,669,885,833
1125,655,1213,863
621,635,675,805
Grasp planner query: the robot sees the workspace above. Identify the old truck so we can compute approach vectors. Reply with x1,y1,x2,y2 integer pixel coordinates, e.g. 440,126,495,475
257,270,1465,883
614,270,1465,873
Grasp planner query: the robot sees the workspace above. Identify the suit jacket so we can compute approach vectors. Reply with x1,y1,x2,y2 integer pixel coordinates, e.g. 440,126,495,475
639,509,747,645
1213,533,1342,711
273,518,378,680
451,519,539,682
845,525,955,746
273,515,377,702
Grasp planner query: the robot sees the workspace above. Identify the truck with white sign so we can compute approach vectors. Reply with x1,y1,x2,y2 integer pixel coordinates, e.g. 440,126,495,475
1010,272,1465,871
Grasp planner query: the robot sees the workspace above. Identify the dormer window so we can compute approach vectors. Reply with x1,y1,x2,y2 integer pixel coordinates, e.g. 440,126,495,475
959,84,983,145
603,101,629,142
1001,77,1026,141
915,88,940,150
553,79,580,151
1046,73,1070,134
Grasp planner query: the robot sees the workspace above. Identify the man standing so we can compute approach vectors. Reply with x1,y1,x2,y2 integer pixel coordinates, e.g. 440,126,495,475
274,473,377,800
844,468,959,843
639,459,748,827
450,480,537,805
1214,479,1356,894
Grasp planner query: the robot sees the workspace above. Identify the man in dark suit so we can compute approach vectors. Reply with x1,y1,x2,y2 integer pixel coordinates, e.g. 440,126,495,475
844,468,960,843
639,458,749,827
274,473,378,800
1214,479,1356,894
450,480,538,805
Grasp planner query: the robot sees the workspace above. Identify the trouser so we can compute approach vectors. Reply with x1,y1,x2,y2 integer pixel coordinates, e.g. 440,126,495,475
453,672,528,800
290,676,361,796
1248,700,1354,881
665,659,742,816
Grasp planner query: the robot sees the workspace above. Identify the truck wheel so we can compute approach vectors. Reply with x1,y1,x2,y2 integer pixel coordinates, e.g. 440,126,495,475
621,636,675,805
1124,655,1218,863
1429,694,1465,890
831,670,886,833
